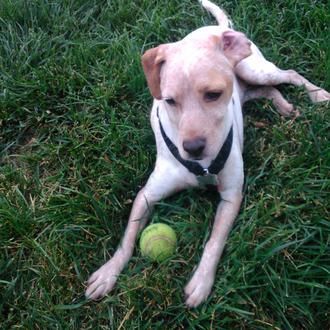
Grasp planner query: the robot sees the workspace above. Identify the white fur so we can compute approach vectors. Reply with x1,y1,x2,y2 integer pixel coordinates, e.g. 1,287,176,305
86,0,330,308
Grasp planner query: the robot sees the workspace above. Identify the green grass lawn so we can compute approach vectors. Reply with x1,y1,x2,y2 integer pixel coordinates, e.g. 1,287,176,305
1,0,329,328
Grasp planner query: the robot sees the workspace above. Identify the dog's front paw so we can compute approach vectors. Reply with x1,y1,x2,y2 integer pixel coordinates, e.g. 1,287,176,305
85,259,122,300
184,269,214,308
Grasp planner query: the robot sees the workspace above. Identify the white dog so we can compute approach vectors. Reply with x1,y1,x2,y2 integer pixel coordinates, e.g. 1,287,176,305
86,0,329,307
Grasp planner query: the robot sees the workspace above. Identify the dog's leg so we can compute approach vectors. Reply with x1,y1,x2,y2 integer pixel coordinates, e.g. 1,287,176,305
236,44,330,103
184,189,242,308
85,188,154,300
243,86,297,116
86,162,187,300
184,152,243,308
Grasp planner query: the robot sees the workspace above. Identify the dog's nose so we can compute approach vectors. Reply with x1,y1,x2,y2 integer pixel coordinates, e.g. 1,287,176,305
183,137,206,158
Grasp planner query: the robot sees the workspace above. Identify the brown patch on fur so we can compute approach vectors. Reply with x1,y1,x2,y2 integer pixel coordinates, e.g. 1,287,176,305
193,67,233,104
141,45,167,99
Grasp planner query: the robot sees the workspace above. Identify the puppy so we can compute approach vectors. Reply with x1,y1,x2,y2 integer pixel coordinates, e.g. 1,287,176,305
86,0,330,307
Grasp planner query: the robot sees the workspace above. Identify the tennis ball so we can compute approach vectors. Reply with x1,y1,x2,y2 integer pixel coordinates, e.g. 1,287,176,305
140,223,177,262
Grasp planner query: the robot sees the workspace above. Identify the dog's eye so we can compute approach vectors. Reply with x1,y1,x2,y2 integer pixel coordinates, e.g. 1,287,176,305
165,98,176,106
204,92,222,102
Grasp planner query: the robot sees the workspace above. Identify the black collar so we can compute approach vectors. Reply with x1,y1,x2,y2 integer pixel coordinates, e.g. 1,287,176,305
157,107,233,177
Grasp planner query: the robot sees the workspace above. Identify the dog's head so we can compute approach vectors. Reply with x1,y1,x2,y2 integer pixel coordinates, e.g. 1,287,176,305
142,27,251,162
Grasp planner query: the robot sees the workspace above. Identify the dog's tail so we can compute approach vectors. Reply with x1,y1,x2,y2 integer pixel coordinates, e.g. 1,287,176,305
199,0,233,29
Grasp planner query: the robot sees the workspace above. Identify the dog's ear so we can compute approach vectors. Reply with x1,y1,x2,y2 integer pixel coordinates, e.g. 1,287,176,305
220,31,251,67
141,45,167,100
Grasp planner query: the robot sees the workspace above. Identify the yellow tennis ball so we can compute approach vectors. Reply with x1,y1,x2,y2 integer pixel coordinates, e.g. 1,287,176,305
140,223,177,262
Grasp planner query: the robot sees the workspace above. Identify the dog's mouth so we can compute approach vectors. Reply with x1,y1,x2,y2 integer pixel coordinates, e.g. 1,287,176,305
188,155,204,161
182,150,211,164
180,148,206,162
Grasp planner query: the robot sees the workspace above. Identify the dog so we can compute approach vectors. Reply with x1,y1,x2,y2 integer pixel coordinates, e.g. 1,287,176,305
86,0,330,307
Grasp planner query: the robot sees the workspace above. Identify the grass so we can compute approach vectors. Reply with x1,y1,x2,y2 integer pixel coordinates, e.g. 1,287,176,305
0,0,329,328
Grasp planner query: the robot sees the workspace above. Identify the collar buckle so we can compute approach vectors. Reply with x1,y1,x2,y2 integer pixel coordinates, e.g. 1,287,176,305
203,168,210,176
